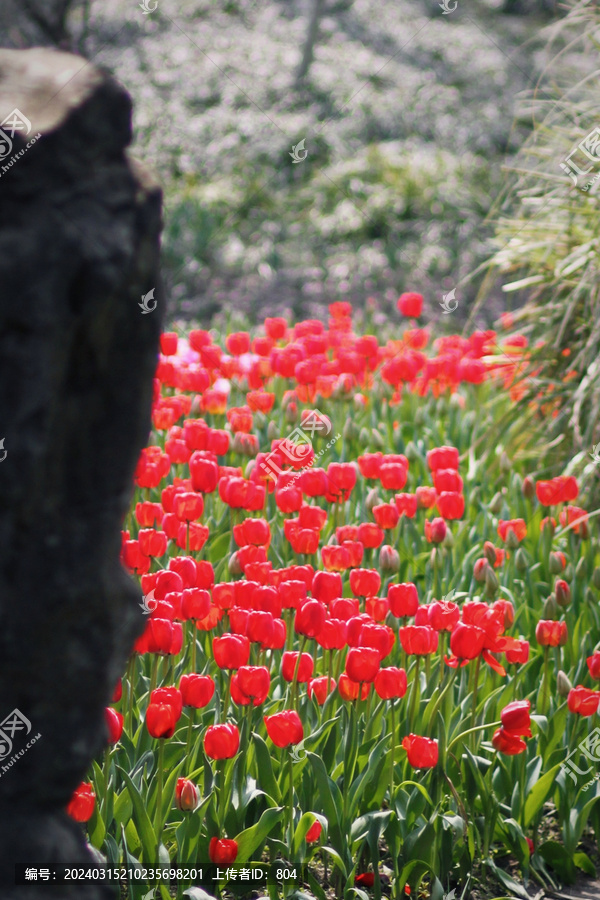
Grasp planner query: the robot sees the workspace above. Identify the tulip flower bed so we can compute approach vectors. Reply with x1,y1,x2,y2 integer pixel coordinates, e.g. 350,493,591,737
71,300,600,900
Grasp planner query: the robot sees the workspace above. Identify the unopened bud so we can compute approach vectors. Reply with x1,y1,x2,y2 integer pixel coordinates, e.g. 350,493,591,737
543,595,558,618
366,488,381,513
380,544,400,573
404,441,419,462
506,528,520,551
176,778,200,812
555,579,571,608
232,431,257,457
343,417,356,441
485,565,499,598
522,475,535,500
371,428,384,449
359,427,370,447
483,541,497,565
499,451,511,473
474,558,489,582
228,551,243,577
557,670,573,698
549,551,565,575
442,528,454,549
515,548,529,573
415,408,425,426
267,420,280,442
576,557,587,580
285,402,298,424
244,459,256,479
489,492,503,515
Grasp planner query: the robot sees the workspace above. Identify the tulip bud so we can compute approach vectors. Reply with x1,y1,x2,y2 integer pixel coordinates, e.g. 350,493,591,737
512,473,523,495
576,557,587,580
442,528,454,549
500,451,511,473
489,492,503,515
515,548,528,573
415,408,425,426
190,395,202,416
543,595,558,618
359,427,370,447
371,428,384,449
343,418,356,440
366,488,381,513
557,670,573,697
267,421,280,442
586,587,596,606
522,475,535,500
449,393,463,409
484,565,499,598
506,528,520,551
549,552,565,575
474,558,489,582
380,544,400,573
285,403,298,424
404,441,419,462
245,459,256,479
483,541,497,565
228,551,243,577
593,567,600,590
555,579,571,608
175,778,200,812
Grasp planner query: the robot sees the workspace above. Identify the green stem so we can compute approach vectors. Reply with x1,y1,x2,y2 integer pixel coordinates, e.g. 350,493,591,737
126,655,136,737
222,669,233,723
470,655,482,746
408,657,421,730
186,708,196,760
389,700,396,805
447,720,501,755
150,654,159,694
154,739,166,858
540,646,550,716
288,752,295,858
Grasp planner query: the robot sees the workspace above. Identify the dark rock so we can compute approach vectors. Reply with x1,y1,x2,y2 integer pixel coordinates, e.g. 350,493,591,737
0,48,163,896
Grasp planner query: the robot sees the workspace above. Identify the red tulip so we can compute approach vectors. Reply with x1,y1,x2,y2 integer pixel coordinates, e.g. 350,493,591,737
322,545,351,572
436,491,464,520
587,652,600,680
233,517,271,547
305,820,322,842
213,633,250,669
535,475,578,506
433,469,463,494
66,782,96,822
264,710,304,747
399,625,438,655
358,453,383,479
146,703,178,739
379,463,408,491
181,588,211,621
394,493,418,517
366,595,389,621
209,838,238,865
449,623,486,660
427,446,459,472
568,686,600,717
374,667,407,699
299,505,328,531
175,778,199,811
282,651,314,683
246,610,274,646
236,666,271,704
535,619,568,647
402,734,438,768
308,676,336,704
492,727,526,755
349,568,381,598
359,623,395,660
497,519,527,543
501,700,531,736
397,292,423,317
338,673,370,701
424,518,447,543
316,618,348,650
326,462,357,502
428,601,460,632
559,505,589,537
505,639,530,664
150,686,183,720
204,723,240,759
172,491,204,522
105,707,124,744
415,486,437,509
312,571,342,604
388,583,419,618
295,599,326,637
345,646,380,683
138,529,168,559
179,674,215,709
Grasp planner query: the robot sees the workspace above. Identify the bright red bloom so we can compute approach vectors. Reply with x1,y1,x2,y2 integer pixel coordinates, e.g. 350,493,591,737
138,529,167,558
388,583,419,618
373,503,400,529
264,710,304,747
492,728,526,755
146,703,178,739
427,446,459,472
505,639,530,664
436,492,464,520
150,686,183,720
559,505,589,537
321,545,351,572
374,667,407,699
358,453,383,479
105,708,123,744
428,601,460,632
433,469,463,493
346,646,380,683
349,568,381,597
587,652,600,680
282,651,314,683
316,618,348,650
326,462,357,502
179,674,215,709
172,492,204,522
568,686,600,716
213,634,250,669
204,723,240,759
424,517,447,543
209,837,238,865
236,666,271,704
265,317,287,340
535,475,578,506
233,517,271,547
246,610,275,645
379,462,408,491
181,588,211,621
402,734,438,768
189,453,220,493
305,820,323,842
415,486,437,509
359,623,395,660
394,493,418,517
535,619,568,647
449,623,486,660
226,331,251,355
295,599,327,637
299,505,328,531
356,522,385,548
308,676,336,704
497,519,527,542
501,700,531,737
397,292,423,317
66,783,96,822
399,625,438,655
